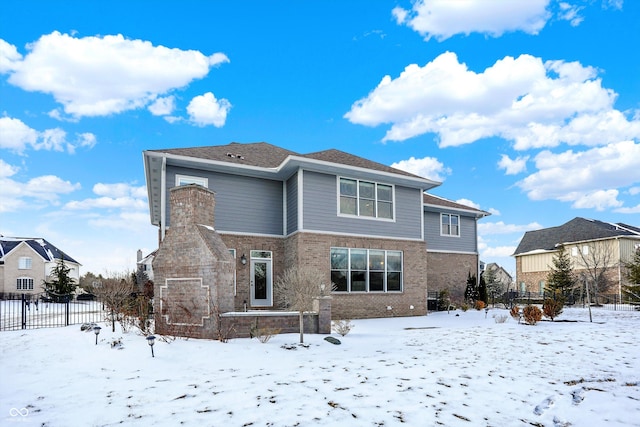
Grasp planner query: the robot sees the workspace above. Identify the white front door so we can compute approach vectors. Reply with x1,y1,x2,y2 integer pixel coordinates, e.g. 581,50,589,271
250,250,272,307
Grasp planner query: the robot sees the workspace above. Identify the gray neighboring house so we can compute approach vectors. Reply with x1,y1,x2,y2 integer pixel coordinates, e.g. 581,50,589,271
513,217,640,297
143,142,488,320
0,236,81,296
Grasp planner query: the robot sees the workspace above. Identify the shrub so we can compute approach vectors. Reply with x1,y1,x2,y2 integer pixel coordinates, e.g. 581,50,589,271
493,314,509,324
510,305,521,321
332,319,354,337
460,303,469,312
523,305,542,325
254,327,281,343
542,298,564,321
474,300,486,310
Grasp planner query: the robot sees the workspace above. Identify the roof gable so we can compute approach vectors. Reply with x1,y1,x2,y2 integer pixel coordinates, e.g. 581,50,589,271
513,217,640,256
423,193,490,218
0,237,80,264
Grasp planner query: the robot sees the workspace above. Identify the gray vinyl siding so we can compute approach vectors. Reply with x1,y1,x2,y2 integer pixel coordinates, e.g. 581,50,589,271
286,173,298,235
166,166,284,235
302,170,423,239
424,210,478,252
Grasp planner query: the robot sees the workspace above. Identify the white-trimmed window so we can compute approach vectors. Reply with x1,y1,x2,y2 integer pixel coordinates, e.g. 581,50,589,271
17,277,34,290
330,247,403,292
338,178,394,220
18,257,32,269
441,214,460,236
175,174,208,187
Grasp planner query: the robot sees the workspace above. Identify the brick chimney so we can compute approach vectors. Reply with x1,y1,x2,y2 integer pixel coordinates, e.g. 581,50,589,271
169,184,215,229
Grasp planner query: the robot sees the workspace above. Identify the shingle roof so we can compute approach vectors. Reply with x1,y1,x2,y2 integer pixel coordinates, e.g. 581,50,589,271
513,217,640,256
150,142,298,169
151,142,426,179
423,193,490,217
0,236,80,264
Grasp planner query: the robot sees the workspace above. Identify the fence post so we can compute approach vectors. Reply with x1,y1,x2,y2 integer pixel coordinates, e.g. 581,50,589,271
21,294,27,329
65,299,70,326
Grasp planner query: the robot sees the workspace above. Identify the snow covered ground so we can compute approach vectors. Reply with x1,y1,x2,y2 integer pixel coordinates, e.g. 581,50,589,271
1,307,638,427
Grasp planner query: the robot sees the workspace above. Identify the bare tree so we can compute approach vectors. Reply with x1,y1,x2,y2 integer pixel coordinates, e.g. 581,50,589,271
273,266,331,344
573,241,616,307
90,271,135,332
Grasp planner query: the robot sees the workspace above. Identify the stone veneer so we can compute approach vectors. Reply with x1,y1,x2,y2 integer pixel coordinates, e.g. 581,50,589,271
152,184,235,339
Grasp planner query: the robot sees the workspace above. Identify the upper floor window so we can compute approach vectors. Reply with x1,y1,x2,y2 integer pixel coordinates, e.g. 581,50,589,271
17,277,34,290
338,178,393,220
441,214,460,236
18,257,32,269
175,174,208,187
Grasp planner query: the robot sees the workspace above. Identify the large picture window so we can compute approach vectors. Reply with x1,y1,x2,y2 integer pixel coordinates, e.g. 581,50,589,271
339,178,393,220
331,248,403,292
441,213,460,236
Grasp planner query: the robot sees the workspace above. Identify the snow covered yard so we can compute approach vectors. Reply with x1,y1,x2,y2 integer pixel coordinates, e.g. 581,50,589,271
1,307,638,427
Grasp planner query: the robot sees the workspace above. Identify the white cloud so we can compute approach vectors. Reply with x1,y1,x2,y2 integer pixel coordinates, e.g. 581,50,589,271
0,38,21,72
455,198,481,210
628,187,640,196
557,2,584,26
148,96,176,116
392,0,551,41
478,221,543,235
481,245,518,258
1,32,229,118
390,156,449,181
344,52,640,148
498,154,529,175
517,140,640,209
615,204,640,214
0,116,96,154
0,165,81,212
187,92,231,127
65,183,147,211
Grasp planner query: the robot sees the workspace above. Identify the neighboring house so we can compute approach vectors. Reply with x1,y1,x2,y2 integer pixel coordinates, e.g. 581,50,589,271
423,194,490,303
0,236,81,296
136,249,156,282
482,262,513,294
143,142,488,321
513,217,640,297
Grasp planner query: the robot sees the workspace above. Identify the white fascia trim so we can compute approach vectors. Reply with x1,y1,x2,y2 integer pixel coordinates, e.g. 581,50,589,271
282,180,287,236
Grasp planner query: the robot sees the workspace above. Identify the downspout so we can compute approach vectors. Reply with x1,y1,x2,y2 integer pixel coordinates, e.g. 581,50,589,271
160,156,166,241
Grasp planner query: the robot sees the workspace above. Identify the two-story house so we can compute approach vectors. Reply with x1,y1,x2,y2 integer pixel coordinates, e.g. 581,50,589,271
0,236,81,296
144,142,487,320
513,217,640,298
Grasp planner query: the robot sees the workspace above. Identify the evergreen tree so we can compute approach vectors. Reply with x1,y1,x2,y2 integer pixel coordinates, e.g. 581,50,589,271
545,245,576,301
42,257,77,302
478,274,488,305
623,248,640,301
464,272,478,302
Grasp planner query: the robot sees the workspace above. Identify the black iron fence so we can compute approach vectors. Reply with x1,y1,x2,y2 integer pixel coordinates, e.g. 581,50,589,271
427,290,639,312
0,292,108,331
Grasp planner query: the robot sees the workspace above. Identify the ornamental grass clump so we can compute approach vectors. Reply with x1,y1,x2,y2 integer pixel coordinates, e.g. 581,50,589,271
523,305,543,325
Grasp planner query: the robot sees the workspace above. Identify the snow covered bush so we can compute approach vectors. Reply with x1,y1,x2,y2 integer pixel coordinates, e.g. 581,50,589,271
523,305,542,325
493,314,509,324
332,319,354,337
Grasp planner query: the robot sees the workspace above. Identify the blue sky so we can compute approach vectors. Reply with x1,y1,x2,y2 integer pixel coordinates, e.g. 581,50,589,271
1,0,639,278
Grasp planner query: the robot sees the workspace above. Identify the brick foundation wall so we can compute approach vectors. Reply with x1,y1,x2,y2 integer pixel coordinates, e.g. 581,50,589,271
426,252,479,304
